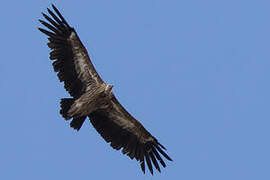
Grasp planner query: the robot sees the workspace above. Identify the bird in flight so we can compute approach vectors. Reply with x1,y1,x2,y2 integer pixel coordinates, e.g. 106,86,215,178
39,4,172,174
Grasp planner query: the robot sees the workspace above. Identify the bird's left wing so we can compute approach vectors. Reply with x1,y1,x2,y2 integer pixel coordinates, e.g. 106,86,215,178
89,95,172,174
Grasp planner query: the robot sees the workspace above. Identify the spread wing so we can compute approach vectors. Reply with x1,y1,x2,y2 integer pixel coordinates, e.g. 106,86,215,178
89,95,172,174
38,5,103,98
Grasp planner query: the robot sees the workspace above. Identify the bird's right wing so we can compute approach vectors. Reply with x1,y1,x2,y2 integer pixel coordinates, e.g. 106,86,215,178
39,5,104,98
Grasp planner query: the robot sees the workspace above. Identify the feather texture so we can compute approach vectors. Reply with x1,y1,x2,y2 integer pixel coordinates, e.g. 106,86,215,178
39,4,172,174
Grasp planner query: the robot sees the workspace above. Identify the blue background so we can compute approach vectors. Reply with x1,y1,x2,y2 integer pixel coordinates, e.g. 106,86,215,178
1,0,270,179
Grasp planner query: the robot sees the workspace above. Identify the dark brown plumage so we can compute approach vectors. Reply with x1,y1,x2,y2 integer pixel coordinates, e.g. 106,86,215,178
39,4,172,174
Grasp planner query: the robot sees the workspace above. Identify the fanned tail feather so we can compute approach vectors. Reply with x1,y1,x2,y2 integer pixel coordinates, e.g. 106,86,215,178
70,116,86,131
60,98,87,130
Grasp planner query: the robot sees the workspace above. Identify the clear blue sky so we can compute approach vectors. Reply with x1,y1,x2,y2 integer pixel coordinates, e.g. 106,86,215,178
1,0,269,179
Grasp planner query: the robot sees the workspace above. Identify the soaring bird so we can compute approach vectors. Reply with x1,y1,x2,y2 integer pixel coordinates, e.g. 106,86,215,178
39,4,172,174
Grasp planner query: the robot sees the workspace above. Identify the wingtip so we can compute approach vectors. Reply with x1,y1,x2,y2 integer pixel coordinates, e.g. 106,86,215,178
145,153,153,175
37,27,42,32
38,19,46,25
149,151,161,172
140,161,145,174
154,143,172,161
167,156,173,161
157,142,167,150
41,12,47,19
51,4,58,11
47,7,53,14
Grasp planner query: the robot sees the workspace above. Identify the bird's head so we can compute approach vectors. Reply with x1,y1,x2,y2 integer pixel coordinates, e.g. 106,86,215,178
104,84,114,98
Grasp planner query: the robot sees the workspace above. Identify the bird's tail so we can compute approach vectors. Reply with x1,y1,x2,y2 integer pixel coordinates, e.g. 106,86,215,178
60,98,87,131
70,116,86,131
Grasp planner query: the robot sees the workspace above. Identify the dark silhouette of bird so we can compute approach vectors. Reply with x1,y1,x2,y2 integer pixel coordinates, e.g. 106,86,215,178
39,4,172,174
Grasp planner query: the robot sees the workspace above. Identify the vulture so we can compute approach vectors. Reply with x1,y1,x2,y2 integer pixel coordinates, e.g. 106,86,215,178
38,4,172,174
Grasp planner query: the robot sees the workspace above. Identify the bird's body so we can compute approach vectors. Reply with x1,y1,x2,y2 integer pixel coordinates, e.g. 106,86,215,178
64,83,112,118
39,4,172,174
